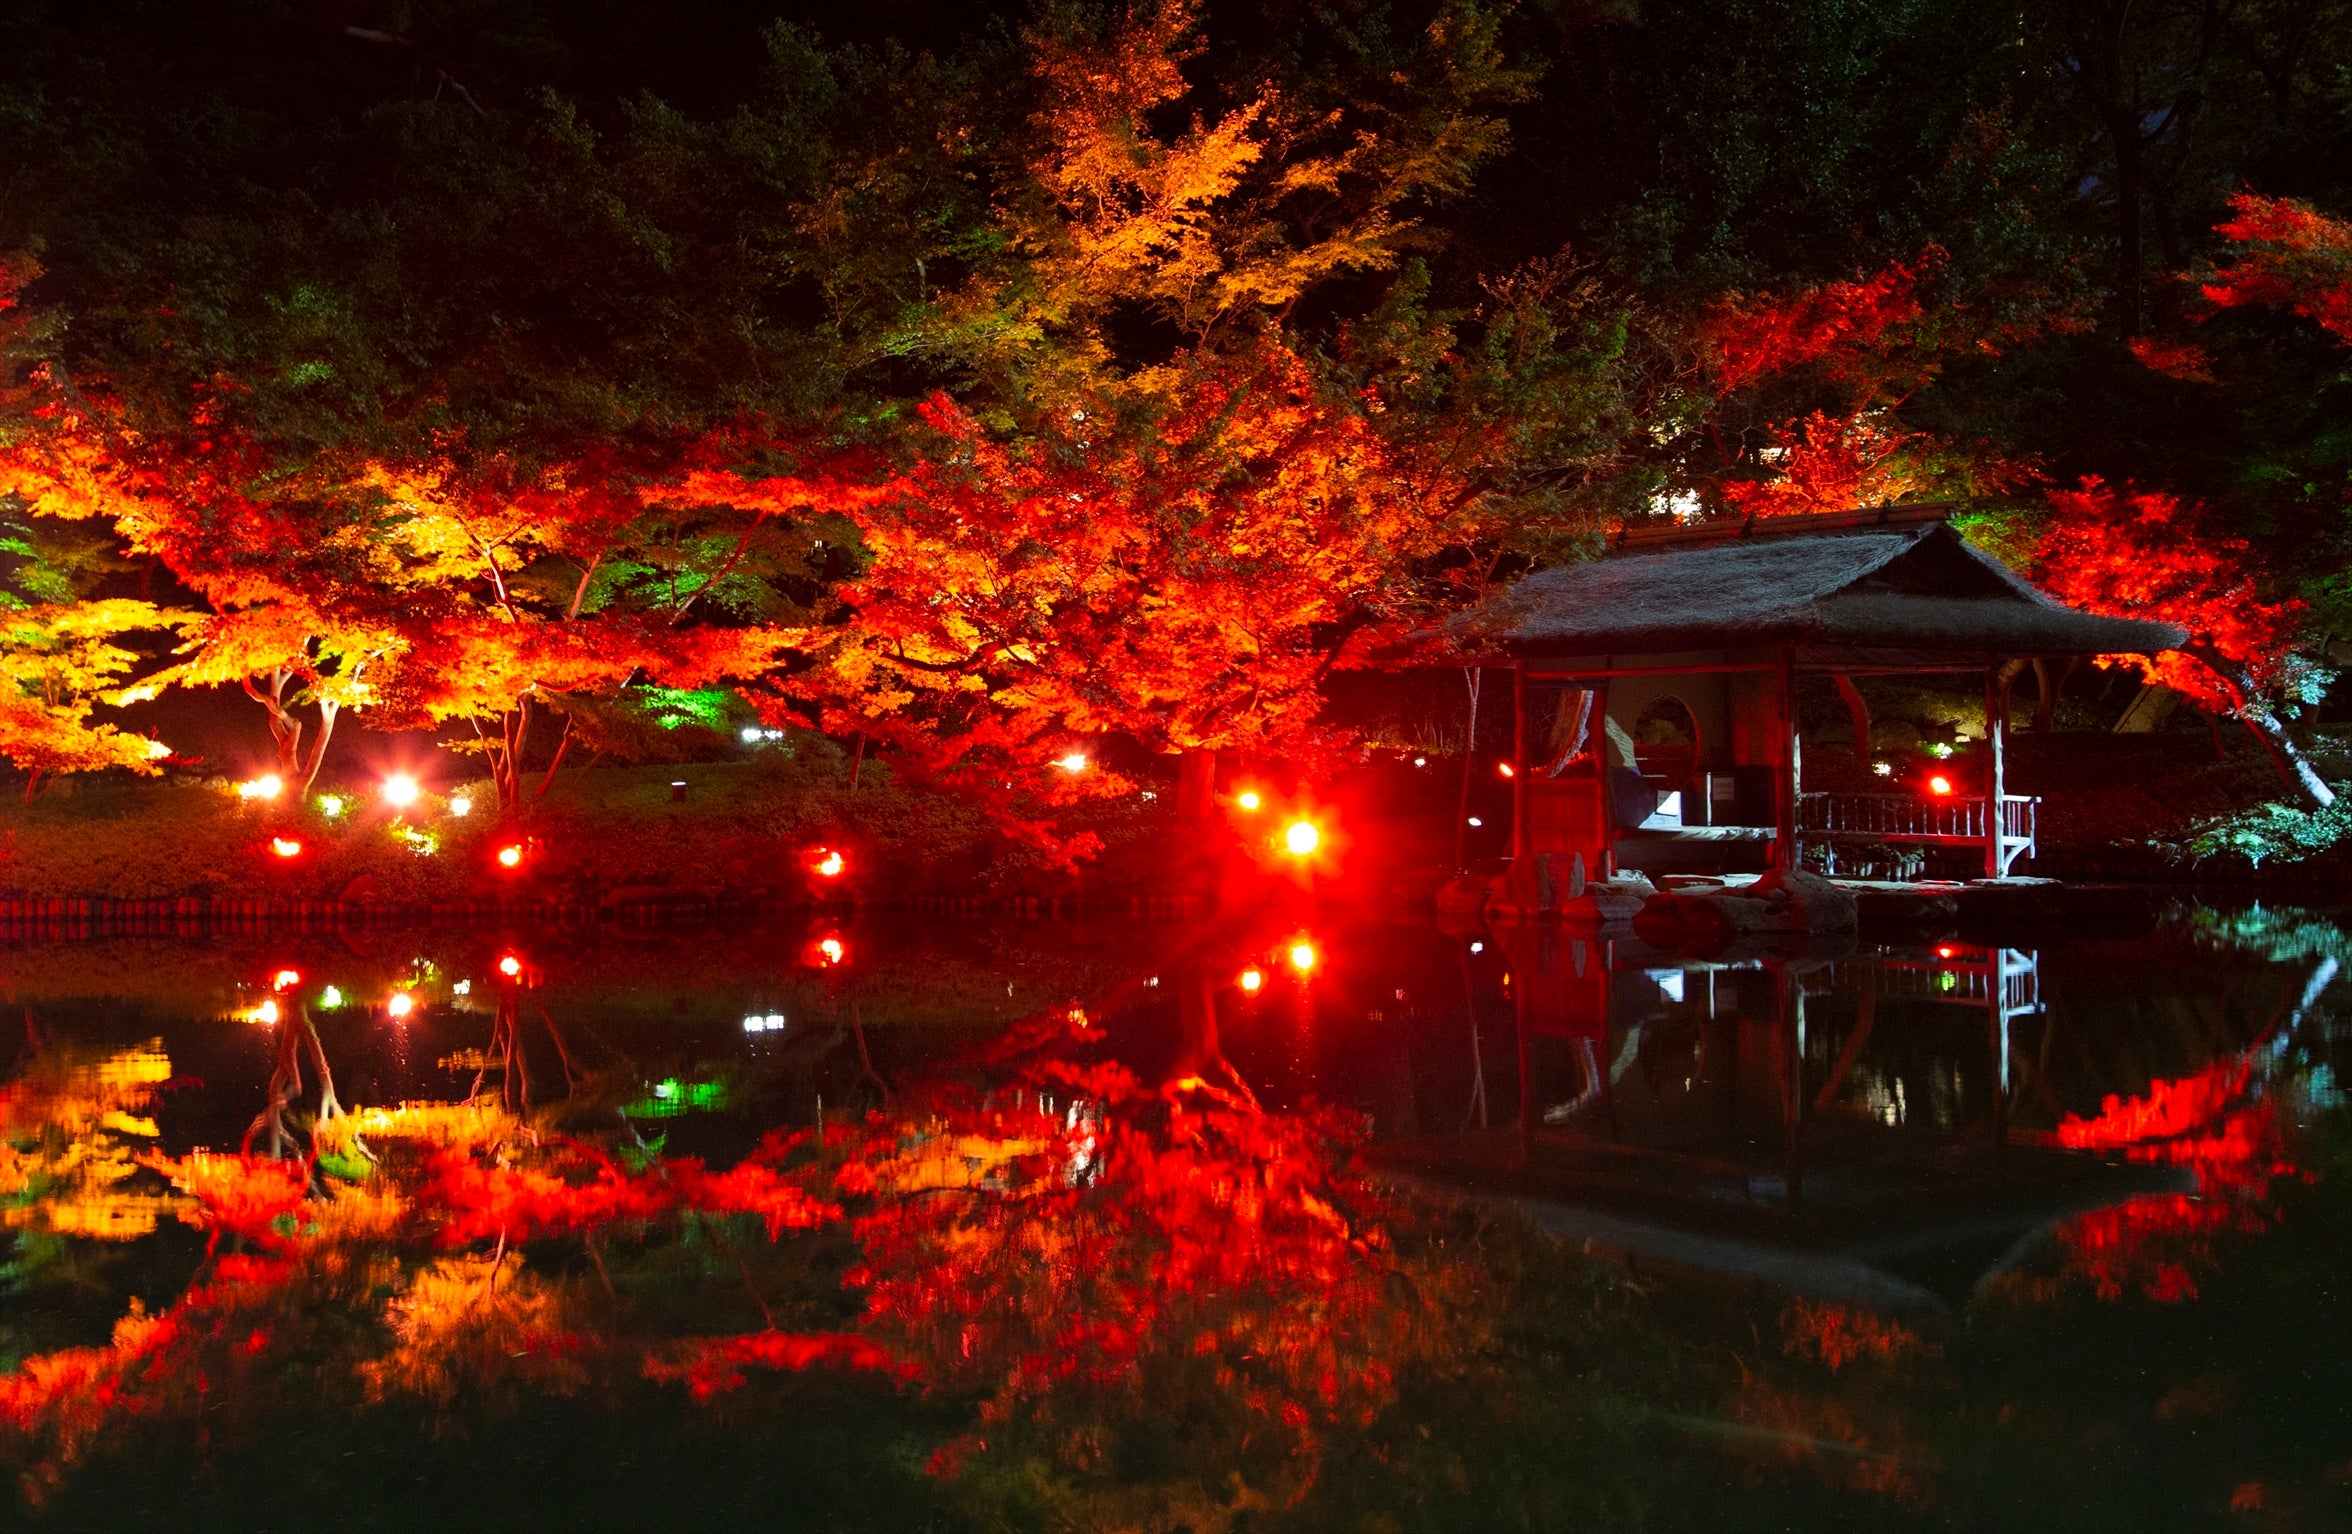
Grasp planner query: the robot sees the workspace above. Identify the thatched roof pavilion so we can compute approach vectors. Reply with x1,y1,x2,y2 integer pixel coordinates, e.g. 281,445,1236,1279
1444,507,2187,885
1470,518,2184,665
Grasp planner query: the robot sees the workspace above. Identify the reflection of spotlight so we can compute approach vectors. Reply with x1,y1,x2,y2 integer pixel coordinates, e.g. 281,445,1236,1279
387,991,414,1019
497,844,523,868
1288,942,1316,972
497,955,522,978
1236,790,1261,811
271,837,303,858
1283,820,1319,856
383,774,420,808
1240,969,1264,992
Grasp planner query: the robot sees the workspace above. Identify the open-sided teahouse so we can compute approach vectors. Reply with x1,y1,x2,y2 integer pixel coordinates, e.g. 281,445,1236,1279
1451,506,2187,885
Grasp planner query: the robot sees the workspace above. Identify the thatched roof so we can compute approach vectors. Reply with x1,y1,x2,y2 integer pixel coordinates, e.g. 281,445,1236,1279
1456,522,2186,663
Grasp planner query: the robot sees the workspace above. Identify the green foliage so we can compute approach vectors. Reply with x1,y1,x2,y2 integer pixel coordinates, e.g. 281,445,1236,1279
2183,791,2352,868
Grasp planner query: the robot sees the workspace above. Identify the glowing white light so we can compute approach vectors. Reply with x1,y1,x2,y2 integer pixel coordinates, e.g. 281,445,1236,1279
1467,816,1483,828
1872,761,1894,777
272,969,300,990
143,739,173,759
383,774,420,808
318,795,345,817
321,986,343,1007
1236,790,1262,811
1469,942,1483,954
1283,820,1320,856
1054,752,1088,772
742,727,764,743
742,1013,787,1034
1288,942,1316,972
1413,756,1427,767
452,980,471,997
818,938,844,964
239,774,284,801
448,795,472,816
1240,969,1264,992
387,992,414,1019
250,999,280,1025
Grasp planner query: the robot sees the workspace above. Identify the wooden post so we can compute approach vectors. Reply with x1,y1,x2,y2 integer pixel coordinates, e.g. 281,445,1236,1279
1775,649,1799,872
1983,663,2008,880
1510,663,1529,862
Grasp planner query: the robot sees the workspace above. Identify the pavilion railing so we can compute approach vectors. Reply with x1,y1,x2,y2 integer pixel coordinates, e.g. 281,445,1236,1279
1796,792,2038,878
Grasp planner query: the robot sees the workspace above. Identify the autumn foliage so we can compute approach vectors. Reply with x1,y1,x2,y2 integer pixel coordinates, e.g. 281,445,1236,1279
2202,193,2352,343
2031,479,2313,710
0,1011,1467,1508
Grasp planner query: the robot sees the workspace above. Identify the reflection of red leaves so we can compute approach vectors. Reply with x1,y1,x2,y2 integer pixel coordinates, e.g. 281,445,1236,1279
154,1152,309,1249
2041,1057,2300,1302
642,1332,904,1402
2055,1058,2254,1151
831,1059,1441,1480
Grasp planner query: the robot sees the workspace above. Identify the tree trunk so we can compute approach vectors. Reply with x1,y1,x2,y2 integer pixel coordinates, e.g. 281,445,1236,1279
1455,668,1482,873
1832,674,1871,757
534,711,574,800
1175,747,1217,825
2183,643,2336,809
243,668,304,779
299,699,340,793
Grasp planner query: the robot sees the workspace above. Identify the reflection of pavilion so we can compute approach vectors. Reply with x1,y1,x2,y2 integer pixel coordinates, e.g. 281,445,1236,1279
1380,924,2184,1309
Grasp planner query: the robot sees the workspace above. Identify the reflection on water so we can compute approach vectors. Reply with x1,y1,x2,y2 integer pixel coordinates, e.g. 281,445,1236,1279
0,906,2346,1528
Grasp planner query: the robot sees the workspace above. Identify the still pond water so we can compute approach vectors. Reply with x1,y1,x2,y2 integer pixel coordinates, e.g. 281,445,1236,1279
0,902,2347,1532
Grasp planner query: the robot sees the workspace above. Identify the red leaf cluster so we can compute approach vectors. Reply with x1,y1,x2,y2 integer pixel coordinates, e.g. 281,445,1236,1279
2202,193,2352,344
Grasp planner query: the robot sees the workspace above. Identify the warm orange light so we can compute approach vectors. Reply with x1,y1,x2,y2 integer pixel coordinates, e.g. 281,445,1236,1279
386,991,415,1019
1283,820,1320,856
250,998,280,1026
1236,790,1261,811
1239,969,1264,992
819,937,844,965
271,968,300,991
816,850,845,878
496,844,523,868
1928,774,1954,796
1288,942,1316,972
239,774,284,801
1497,761,1515,778
497,955,522,978
270,837,302,858
383,773,420,808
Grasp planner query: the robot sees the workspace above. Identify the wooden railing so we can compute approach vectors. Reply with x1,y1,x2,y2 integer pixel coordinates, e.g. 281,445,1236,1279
1796,792,2038,878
